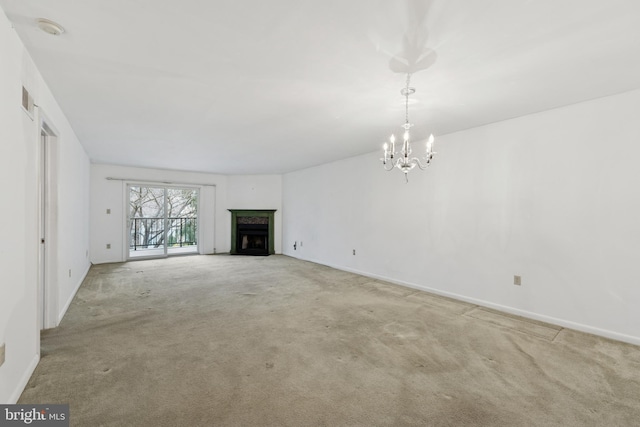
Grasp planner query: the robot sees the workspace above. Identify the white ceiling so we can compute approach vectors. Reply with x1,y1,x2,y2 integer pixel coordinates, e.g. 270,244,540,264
2,0,640,174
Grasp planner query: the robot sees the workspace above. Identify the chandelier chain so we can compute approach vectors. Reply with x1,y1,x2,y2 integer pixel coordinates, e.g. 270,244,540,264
405,74,411,125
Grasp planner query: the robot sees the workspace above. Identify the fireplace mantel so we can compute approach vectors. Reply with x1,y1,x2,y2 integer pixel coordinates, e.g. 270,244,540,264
228,209,276,255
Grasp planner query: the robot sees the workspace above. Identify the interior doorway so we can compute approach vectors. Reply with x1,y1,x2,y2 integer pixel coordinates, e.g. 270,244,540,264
128,185,199,259
39,120,58,330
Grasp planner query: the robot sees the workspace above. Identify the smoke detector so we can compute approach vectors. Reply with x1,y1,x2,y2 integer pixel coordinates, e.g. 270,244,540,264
36,18,65,36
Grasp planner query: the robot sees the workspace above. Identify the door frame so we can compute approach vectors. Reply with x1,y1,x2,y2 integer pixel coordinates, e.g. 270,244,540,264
125,183,201,260
38,114,59,330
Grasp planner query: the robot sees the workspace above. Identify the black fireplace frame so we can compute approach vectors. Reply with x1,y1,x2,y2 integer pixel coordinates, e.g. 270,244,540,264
228,209,276,255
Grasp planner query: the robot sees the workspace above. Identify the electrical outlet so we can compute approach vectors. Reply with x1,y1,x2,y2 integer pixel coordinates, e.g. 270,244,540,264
300,241,303,247
353,249,356,255
0,343,5,367
68,269,71,278
514,275,522,286
106,208,111,214
106,244,111,249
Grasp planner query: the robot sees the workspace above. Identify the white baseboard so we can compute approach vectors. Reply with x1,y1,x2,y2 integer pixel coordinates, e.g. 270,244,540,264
287,254,640,347
8,354,39,404
57,262,91,324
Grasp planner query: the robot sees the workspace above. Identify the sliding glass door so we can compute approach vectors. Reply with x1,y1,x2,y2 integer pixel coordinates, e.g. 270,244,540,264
128,185,199,259
166,188,198,255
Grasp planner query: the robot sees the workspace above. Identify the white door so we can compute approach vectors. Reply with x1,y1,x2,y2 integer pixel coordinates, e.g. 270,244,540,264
38,130,47,330
38,120,59,330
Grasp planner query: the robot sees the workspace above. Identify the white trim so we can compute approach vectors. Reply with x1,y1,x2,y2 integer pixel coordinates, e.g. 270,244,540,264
287,254,640,347
37,107,59,331
8,354,40,404
212,185,216,254
197,188,204,255
121,181,128,261
106,177,216,187
57,263,91,324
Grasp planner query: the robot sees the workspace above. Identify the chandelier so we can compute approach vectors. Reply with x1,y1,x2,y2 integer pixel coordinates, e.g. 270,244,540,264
381,74,435,182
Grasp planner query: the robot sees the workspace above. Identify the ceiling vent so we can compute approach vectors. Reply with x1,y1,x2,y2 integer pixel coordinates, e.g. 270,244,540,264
22,86,35,119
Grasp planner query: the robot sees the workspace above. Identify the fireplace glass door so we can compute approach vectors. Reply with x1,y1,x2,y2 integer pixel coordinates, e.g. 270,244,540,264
237,217,269,255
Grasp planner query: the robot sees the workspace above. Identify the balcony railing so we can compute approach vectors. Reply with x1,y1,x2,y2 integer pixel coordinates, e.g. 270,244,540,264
129,217,197,251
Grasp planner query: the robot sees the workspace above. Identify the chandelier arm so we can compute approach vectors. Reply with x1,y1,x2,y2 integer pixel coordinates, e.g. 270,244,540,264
411,158,430,170
383,161,396,171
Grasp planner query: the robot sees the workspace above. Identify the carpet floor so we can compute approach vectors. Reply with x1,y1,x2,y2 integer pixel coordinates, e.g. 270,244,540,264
20,255,640,426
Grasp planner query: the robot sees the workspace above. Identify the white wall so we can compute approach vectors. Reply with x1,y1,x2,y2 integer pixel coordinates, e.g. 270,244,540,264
283,89,640,345
37,77,92,328
90,166,283,263
0,9,91,403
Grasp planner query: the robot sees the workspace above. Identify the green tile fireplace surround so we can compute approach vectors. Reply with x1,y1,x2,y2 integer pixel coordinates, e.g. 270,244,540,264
229,209,276,255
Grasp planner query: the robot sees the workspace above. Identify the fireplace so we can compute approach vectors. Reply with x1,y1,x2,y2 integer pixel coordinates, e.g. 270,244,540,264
229,209,276,256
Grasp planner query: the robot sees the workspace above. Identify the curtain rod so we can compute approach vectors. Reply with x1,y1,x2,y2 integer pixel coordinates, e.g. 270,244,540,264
105,177,216,187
